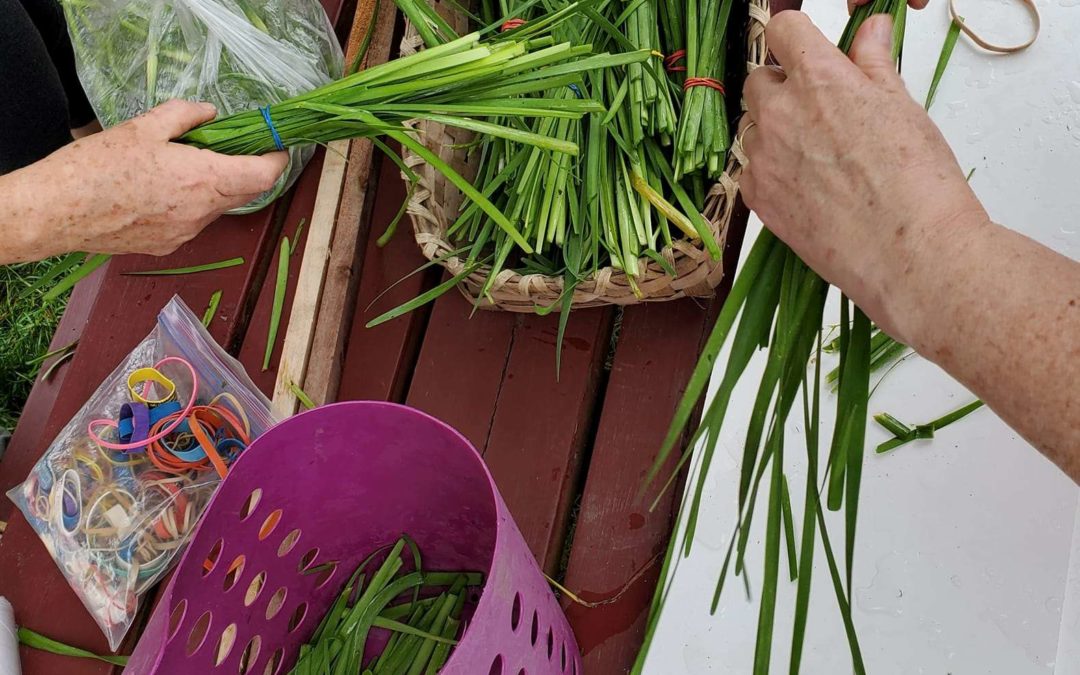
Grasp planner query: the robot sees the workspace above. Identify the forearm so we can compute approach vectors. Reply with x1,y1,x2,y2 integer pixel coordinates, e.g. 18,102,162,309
0,158,77,263
884,212,1080,479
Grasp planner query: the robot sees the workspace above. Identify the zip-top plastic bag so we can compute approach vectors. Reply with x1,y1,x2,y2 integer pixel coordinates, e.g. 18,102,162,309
8,296,275,650
62,0,343,213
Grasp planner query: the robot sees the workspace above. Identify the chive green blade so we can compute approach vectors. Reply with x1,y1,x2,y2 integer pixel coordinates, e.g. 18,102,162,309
263,237,291,371
18,627,129,666
925,16,963,110
44,253,110,302
122,257,245,276
202,289,223,328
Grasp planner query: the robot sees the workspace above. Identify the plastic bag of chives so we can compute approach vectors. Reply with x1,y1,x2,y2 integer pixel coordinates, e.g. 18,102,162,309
61,0,343,213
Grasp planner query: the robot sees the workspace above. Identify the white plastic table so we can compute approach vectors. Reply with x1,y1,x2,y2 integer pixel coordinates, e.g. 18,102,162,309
643,1,1080,672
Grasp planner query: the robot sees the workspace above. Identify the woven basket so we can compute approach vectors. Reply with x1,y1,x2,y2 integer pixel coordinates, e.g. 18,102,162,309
400,0,770,312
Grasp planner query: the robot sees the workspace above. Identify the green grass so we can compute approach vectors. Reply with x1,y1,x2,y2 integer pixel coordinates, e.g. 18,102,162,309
0,259,73,429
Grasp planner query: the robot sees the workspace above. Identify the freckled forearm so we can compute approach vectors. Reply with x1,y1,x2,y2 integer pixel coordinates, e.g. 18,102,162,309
889,215,1080,479
0,157,81,264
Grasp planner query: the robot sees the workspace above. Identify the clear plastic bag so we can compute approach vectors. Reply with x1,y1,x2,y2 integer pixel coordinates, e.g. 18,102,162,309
8,296,275,650
62,0,344,213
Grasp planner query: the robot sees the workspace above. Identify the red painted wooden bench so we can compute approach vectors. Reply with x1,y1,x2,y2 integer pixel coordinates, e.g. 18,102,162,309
0,0,797,671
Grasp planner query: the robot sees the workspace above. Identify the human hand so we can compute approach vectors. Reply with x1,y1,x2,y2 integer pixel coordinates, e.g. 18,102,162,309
10,99,287,258
737,12,989,340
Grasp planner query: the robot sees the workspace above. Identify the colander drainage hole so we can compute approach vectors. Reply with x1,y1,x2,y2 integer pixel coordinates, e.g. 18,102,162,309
262,648,284,675
167,599,187,642
238,635,262,675
245,572,267,607
223,555,246,592
288,603,308,633
277,529,301,557
258,509,283,541
202,539,224,577
510,593,522,632
529,611,539,646
215,623,237,666
488,654,504,675
239,489,262,521
185,611,212,657
265,587,288,621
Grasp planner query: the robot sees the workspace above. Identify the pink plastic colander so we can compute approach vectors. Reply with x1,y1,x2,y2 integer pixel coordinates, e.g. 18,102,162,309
123,401,581,675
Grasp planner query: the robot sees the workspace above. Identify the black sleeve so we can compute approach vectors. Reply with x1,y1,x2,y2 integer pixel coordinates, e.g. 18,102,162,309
18,0,97,128
0,0,74,173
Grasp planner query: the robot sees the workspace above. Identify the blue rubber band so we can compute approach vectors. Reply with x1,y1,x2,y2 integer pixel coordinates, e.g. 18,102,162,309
568,83,584,99
260,106,285,151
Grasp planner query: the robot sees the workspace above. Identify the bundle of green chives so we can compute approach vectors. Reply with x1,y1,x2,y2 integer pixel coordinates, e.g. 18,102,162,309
673,0,735,178
179,12,650,254
371,0,734,333
635,2,908,673
290,537,482,675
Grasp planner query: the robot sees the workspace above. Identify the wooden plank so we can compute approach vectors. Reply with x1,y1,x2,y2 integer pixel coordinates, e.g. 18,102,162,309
404,292,517,451
559,298,718,673
335,157,437,403
237,154,325,396
481,310,614,573
269,139,350,416
270,0,401,415
300,0,400,406
557,202,755,671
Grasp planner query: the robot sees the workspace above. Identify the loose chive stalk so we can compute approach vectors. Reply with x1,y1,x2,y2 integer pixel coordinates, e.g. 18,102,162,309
263,237,291,371
44,253,110,302
875,398,984,453
202,290,223,327
122,257,245,276
18,627,128,666
288,380,317,410
925,16,963,111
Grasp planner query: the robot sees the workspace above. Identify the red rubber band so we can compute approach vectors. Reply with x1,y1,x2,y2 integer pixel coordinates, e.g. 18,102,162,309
683,77,726,94
664,49,687,73
501,18,526,31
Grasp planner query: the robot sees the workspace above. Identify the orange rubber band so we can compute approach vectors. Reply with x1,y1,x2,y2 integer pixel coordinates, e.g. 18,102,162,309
501,17,526,31
683,77,725,94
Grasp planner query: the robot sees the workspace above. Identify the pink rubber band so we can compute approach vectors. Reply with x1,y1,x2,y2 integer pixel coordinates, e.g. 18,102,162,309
87,356,199,451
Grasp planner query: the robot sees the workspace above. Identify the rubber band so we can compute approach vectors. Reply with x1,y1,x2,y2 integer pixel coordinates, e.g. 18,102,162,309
118,403,151,444
209,393,251,437
949,0,1040,54
683,77,725,94
73,449,106,484
54,470,82,535
88,357,199,451
260,106,286,151
500,17,526,31
664,49,687,73
127,368,176,405
568,83,584,99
